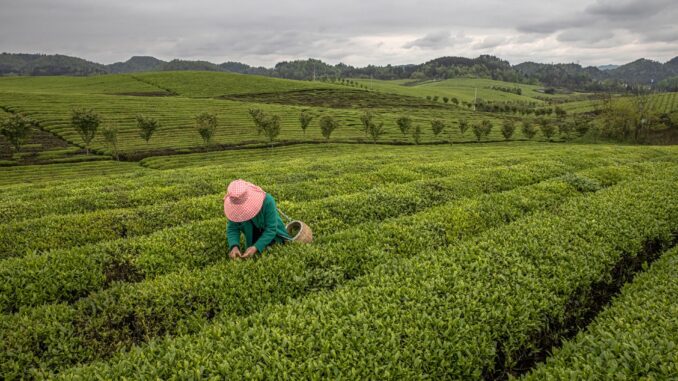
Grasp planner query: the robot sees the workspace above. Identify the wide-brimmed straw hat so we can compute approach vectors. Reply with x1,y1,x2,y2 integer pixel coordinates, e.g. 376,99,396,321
223,179,266,222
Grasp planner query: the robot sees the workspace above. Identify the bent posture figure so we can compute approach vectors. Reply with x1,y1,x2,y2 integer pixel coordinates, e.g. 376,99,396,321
224,179,291,259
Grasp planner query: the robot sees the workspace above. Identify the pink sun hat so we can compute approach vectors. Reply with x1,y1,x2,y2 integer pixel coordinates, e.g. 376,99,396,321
223,179,266,222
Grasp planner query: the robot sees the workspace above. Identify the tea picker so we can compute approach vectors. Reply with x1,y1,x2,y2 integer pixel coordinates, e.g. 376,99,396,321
224,179,312,260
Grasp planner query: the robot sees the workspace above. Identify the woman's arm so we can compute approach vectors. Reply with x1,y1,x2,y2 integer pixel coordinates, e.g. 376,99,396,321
252,196,278,253
227,220,241,250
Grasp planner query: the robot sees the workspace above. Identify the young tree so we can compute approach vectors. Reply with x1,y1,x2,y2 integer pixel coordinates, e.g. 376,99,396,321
500,120,515,140
442,97,449,104
481,120,493,138
71,108,101,155
558,120,574,140
432,95,439,102
367,121,385,143
411,124,422,144
319,115,338,142
299,111,314,136
396,116,412,136
136,115,159,144
431,119,446,137
539,118,556,141
472,123,485,142
101,125,120,160
458,119,469,136
195,112,218,146
554,106,567,119
521,119,537,140
359,110,375,137
262,114,281,145
573,115,592,137
248,108,266,135
0,114,35,153
451,98,459,105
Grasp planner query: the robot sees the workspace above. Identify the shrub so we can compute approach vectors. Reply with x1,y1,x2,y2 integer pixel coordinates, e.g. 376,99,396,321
501,120,515,140
431,119,446,137
136,115,160,144
71,108,101,154
299,111,313,136
101,126,119,160
319,116,338,142
0,113,35,152
396,116,412,136
522,119,537,139
194,112,218,146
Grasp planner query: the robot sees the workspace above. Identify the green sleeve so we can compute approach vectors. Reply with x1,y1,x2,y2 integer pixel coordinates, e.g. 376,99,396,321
227,220,241,250
254,196,278,253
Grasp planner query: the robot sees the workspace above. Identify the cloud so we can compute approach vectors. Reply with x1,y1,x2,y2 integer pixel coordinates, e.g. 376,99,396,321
402,31,471,50
0,0,675,67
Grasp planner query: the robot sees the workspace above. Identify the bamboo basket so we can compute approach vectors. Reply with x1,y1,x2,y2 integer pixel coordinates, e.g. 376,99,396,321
285,220,313,243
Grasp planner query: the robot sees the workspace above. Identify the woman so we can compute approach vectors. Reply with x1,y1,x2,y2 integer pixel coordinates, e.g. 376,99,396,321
224,179,291,259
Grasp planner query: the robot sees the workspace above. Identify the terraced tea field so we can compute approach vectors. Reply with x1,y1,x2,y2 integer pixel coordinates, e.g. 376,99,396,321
1,72,569,162
1,142,677,380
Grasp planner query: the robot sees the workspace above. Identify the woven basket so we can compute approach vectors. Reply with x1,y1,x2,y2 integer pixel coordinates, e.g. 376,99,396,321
286,220,313,243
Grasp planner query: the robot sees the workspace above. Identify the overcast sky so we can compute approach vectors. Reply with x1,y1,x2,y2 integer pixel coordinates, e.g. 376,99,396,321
1,0,676,67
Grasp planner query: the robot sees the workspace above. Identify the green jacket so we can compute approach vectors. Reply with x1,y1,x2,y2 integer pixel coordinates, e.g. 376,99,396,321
227,193,291,253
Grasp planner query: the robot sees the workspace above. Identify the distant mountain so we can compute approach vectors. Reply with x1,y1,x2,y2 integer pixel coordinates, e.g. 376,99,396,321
107,56,165,73
598,64,619,71
607,58,677,84
1,52,677,91
0,53,106,76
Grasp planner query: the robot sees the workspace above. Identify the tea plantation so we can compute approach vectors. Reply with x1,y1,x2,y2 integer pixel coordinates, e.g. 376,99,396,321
0,142,677,380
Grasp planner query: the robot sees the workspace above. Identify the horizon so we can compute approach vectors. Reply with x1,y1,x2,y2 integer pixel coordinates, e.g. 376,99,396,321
1,0,676,68
3,51,675,70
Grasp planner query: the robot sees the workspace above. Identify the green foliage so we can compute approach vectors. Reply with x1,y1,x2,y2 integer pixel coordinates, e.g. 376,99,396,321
319,115,338,141
367,121,386,143
136,115,160,144
560,173,602,192
71,108,101,154
501,119,515,140
573,114,591,136
0,113,35,152
525,246,678,380
298,111,314,135
396,116,412,136
194,112,218,146
558,120,574,140
522,119,537,139
431,119,446,137
472,120,492,142
458,118,469,136
411,124,422,144
359,110,375,136
538,117,556,141
101,126,119,160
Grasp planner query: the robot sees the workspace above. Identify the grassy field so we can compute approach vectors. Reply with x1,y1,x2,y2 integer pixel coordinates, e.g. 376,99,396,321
351,77,581,104
0,143,676,380
0,72,551,157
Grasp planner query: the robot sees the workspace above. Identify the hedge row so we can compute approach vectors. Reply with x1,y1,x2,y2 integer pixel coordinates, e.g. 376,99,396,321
523,245,678,380
54,171,678,380
0,164,425,258
0,172,586,378
0,158,573,312
0,144,664,223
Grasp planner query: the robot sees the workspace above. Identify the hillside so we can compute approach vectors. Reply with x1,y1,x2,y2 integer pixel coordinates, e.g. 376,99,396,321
2,52,678,90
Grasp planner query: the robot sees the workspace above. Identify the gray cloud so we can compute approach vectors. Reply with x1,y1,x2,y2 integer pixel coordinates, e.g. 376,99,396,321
0,0,675,67
402,31,471,49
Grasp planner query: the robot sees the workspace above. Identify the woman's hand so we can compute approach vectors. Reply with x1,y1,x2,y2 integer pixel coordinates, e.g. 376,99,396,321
241,246,258,259
229,247,241,260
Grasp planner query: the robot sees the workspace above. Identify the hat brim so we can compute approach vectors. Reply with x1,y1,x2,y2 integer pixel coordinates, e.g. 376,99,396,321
224,190,266,222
